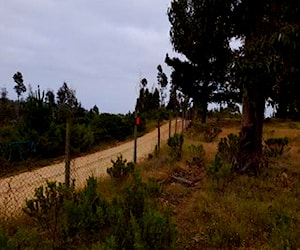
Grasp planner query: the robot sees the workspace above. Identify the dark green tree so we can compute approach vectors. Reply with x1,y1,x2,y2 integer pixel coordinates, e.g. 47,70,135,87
157,65,168,106
167,0,232,123
13,72,26,101
57,82,78,108
23,85,52,135
135,78,159,115
45,90,55,106
232,1,300,173
1,88,8,101
156,65,169,153
0,88,15,126
168,0,300,174
166,85,180,113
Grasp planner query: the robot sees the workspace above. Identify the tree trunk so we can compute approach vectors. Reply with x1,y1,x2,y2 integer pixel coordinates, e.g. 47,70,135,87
201,102,208,124
236,88,265,175
200,82,209,124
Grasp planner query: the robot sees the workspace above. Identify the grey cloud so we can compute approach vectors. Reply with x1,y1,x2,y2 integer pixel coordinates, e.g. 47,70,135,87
0,0,174,113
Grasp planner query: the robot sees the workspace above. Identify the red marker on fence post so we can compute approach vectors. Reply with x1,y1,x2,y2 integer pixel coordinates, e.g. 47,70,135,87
135,117,140,126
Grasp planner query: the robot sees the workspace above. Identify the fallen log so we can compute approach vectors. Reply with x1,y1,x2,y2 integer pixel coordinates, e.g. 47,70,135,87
170,175,193,186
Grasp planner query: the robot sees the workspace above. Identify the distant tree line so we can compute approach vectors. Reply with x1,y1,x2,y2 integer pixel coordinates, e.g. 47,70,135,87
0,73,138,165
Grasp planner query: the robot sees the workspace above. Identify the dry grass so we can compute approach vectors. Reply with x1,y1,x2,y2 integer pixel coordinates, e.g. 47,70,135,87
1,118,300,249
138,119,300,249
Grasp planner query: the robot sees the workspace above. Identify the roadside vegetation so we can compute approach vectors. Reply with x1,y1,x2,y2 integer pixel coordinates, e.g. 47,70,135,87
0,0,299,249
0,74,171,177
0,115,299,249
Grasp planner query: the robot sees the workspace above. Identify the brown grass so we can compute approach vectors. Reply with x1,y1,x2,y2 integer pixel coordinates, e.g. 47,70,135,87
138,119,300,249
1,118,300,249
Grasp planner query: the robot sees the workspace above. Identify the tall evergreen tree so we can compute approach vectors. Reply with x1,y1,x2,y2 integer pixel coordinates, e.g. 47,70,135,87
13,72,26,101
167,0,232,123
168,0,300,174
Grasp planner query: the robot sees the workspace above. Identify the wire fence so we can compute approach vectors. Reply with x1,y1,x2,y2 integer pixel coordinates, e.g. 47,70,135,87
0,119,186,220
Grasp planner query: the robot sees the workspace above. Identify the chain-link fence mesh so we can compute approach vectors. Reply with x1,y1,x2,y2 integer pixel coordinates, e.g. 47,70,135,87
0,120,185,220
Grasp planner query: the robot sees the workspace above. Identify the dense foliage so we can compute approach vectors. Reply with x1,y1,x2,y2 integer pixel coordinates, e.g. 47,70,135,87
0,173,177,249
0,75,140,171
167,0,300,174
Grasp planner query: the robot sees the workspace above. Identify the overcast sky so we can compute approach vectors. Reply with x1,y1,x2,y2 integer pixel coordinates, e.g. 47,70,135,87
0,0,177,113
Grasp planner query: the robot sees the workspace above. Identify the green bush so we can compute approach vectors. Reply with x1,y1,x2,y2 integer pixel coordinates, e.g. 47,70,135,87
62,177,109,247
217,133,239,167
167,133,184,160
107,155,135,180
209,155,232,182
23,181,75,248
23,177,110,249
106,172,177,250
209,134,239,184
71,123,94,154
146,177,162,198
7,173,176,249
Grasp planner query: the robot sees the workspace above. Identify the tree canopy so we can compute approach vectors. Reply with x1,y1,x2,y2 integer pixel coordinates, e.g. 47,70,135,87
166,0,233,123
167,0,300,173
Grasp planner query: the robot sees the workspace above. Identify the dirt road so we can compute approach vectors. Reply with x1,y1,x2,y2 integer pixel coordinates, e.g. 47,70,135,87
0,120,183,218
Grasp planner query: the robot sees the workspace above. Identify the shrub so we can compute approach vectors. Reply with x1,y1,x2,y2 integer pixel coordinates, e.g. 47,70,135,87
6,227,41,250
187,144,206,167
71,123,94,154
265,137,289,156
23,177,109,248
167,133,184,160
217,133,239,166
62,177,109,246
123,172,147,220
209,134,239,185
209,155,232,182
107,155,134,180
146,177,162,198
18,173,176,249
193,123,222,142
23,181,75,248
107,172,177,250
141,208,177,250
